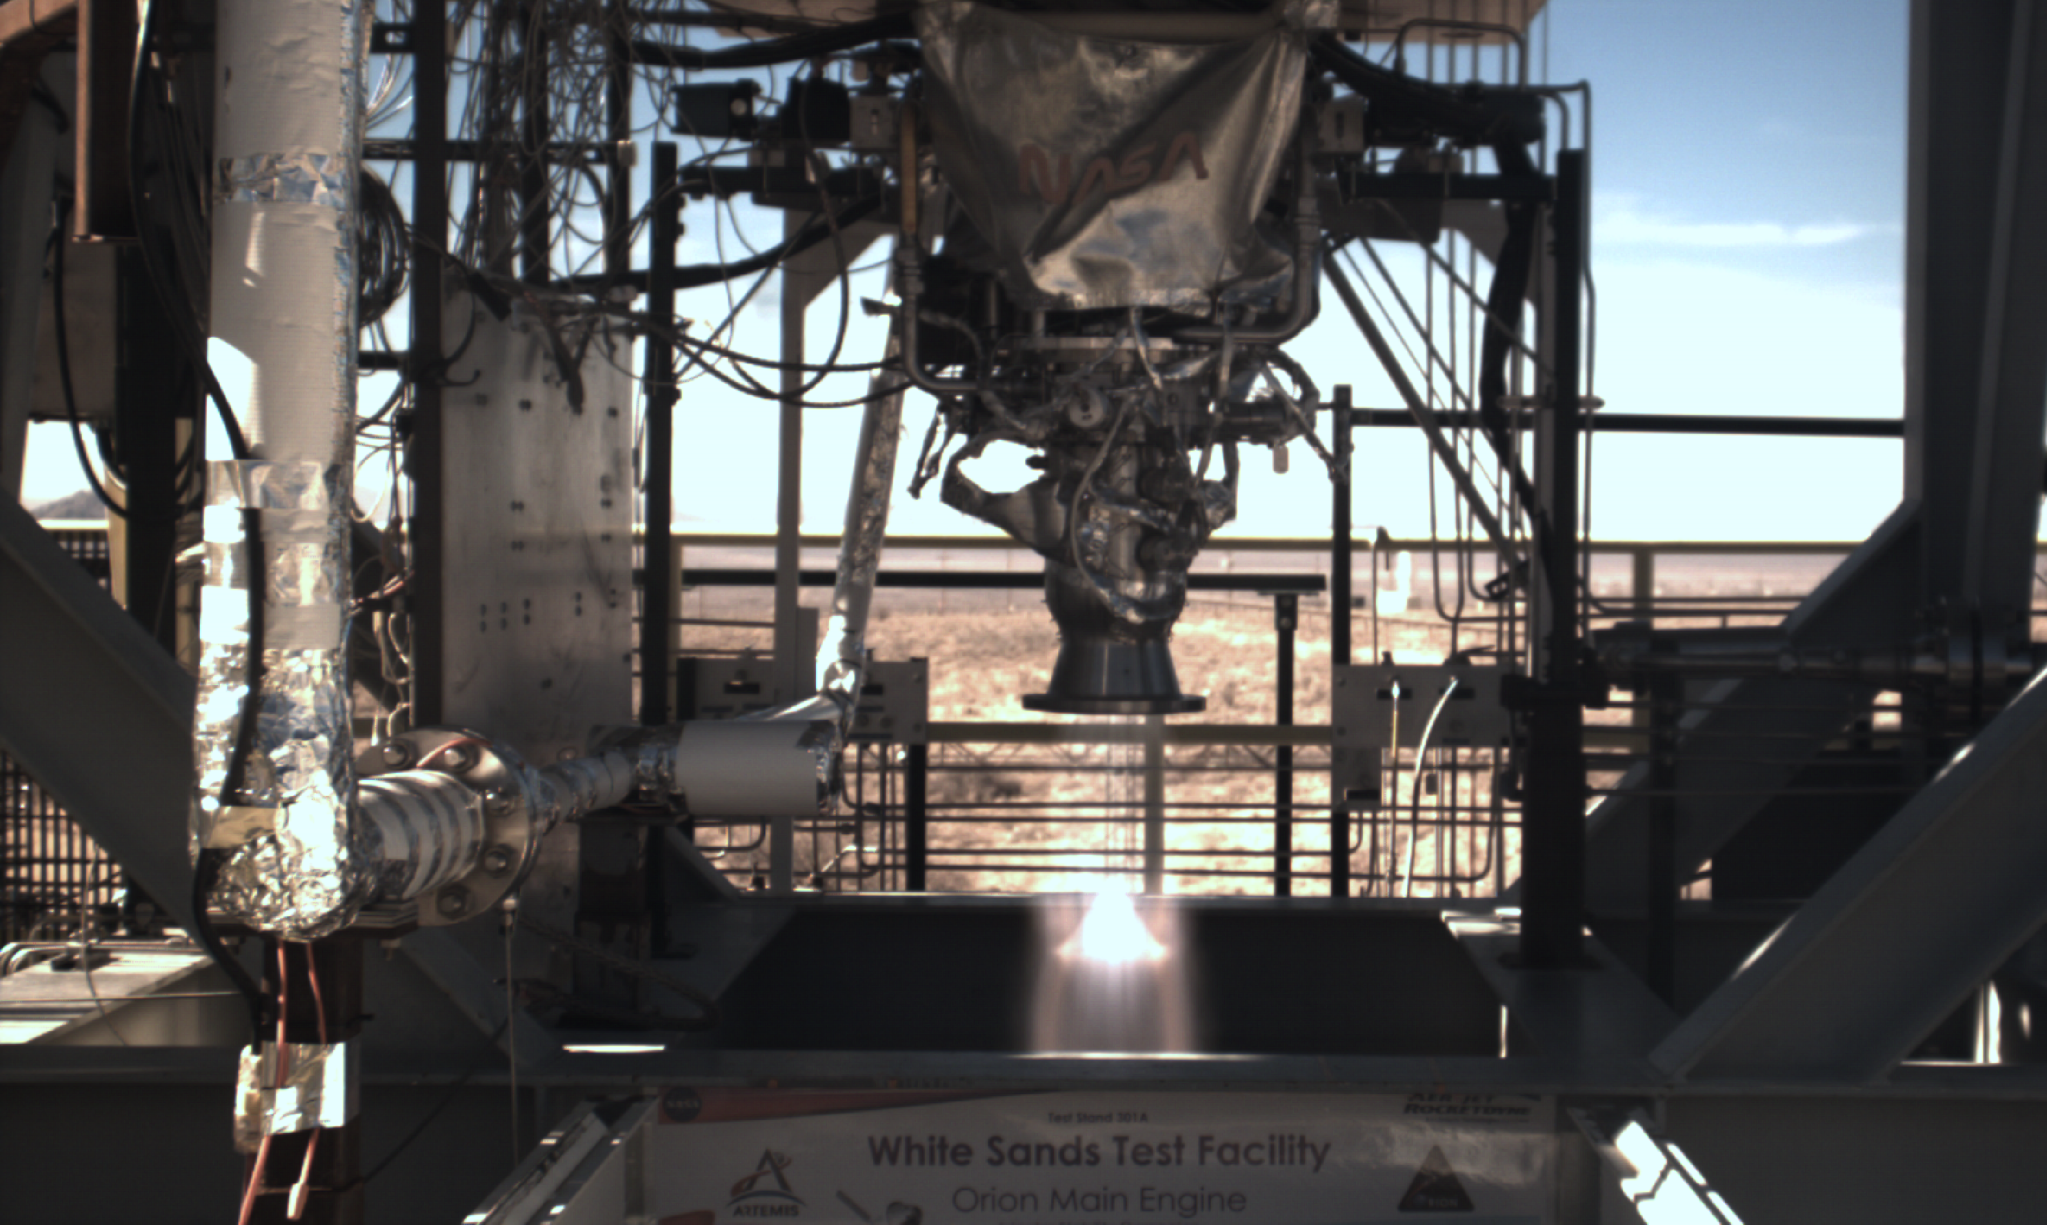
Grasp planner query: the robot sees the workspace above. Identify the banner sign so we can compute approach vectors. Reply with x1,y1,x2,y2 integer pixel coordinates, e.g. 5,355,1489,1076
645,1088,1556,1225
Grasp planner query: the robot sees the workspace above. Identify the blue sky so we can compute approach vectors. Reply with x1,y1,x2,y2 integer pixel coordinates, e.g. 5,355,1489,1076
23,1,1916,544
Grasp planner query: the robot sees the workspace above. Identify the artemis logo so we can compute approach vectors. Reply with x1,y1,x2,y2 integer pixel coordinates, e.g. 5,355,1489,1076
728,1150,804,1217
1017,132,1209,206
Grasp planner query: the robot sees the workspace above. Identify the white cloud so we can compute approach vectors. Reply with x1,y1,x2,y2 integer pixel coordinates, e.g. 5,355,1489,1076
1599,207,1884,248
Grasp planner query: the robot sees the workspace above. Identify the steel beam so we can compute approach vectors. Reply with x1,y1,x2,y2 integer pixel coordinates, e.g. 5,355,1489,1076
0,497,196,933
1652,664,2047,1082
400,927,561,1065
1905,0,2047,636
1576,508,1918,913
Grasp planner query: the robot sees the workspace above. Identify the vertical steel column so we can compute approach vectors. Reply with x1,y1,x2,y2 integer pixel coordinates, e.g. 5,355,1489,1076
1274,592,1297,897
114,247,184,651
639,144,678,727
409,0,448,725
1630,547,1655,731
773,212,806,705
1143,715,1166,895
1906,0,2047,643
73,0,135,240
519,18,550,284
1647,668,1680,1003
603,0,630,281
905,743,928,891
1518,148,1588,968
1330,383,1354,668
1329,384,1352,899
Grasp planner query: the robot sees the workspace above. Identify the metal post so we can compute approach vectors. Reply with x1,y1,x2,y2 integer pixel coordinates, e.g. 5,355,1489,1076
519,19,550,284
1631,547,1655,730
1274,592,1297,897
905,743,929,891
114,247,183,651
73,0,135,240
409,0,448,725
639,144,677,727
1143,715,1166,895
1330,383,1354,669
1518,148,1588,968
1647,667,1679,1004
774,212,806,707
1330,385,1352,900
603,0,630,281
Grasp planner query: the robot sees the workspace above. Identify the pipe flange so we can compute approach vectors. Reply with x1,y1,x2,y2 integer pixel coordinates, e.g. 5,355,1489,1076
355,728,539,926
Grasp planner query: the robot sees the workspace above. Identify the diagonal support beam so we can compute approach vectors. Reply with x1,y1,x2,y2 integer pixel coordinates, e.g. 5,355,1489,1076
1578,508,1917,913
1653,663,2047,1082
0,498,196,933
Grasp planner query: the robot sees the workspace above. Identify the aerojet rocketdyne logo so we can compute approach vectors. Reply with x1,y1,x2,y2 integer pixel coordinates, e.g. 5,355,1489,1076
729,1149,805,1217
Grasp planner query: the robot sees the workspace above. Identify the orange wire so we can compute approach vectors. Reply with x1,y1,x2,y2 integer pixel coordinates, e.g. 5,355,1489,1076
290,944,328,1219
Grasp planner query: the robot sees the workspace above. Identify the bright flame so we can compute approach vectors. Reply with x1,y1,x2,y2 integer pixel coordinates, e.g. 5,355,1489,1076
1058,887,1168,965
1032,887,1194,1053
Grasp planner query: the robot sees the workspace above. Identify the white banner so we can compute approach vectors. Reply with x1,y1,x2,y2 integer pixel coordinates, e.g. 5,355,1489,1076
644,1088,1555,1225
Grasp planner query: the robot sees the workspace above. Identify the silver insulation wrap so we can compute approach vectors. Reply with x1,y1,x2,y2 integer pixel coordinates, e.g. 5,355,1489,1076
358,771,486,902
234,1039,357,1151
195,0,371,940
530,752,639,830
914,0,1332,310
817,363,909,718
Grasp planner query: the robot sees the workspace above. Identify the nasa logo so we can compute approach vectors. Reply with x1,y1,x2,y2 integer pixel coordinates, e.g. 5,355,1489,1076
1017,133,1210,207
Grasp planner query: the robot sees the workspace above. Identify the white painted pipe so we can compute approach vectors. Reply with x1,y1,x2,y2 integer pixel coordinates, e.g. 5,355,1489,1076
194,0,370,939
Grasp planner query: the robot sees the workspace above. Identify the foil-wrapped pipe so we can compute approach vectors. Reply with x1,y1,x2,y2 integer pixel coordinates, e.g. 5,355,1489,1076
529,752,639,831
816,360,909,724
193,0,370,939
358,771,485,903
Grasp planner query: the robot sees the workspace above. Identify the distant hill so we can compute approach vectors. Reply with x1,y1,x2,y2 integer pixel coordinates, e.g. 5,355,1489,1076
29,490,106,521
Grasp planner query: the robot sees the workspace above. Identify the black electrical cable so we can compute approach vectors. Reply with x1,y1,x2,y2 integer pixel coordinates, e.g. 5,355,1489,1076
1311,34,1545,147
191,849,269,1046
626,12,912,71
357,165,410,326
559,193,882,294
128,0,252,463
49,216,129,520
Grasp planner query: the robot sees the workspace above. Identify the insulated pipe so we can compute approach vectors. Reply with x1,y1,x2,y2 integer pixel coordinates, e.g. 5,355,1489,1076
194,0,369,940
816,357,910,720
357,772,484,902
1171,140,1323,345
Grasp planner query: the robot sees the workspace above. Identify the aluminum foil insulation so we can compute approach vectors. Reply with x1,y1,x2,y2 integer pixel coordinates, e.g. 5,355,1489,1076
529,752,639,830
817,364,910,721
357,771,485,902
194,0,370,939
914,0,1332,310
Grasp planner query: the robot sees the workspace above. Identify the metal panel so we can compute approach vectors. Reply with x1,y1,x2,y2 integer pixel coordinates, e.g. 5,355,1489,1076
847,658,929,746
439,290,634,946
1666,1095,2047,1225
1651,664,2047,1082
438,290,634,763
0,498,196,934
